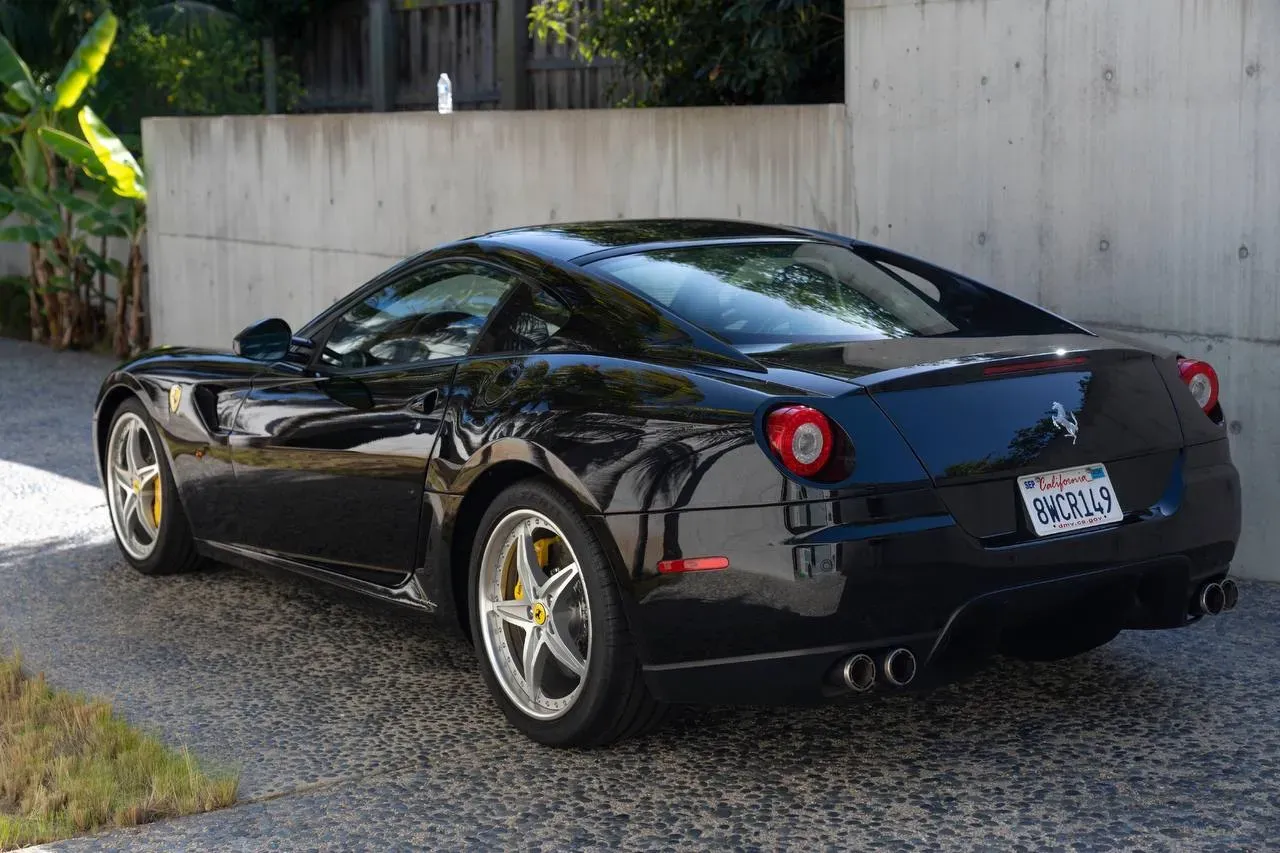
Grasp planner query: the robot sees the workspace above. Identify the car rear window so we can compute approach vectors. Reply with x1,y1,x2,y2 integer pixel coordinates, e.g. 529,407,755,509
586,241,1073,345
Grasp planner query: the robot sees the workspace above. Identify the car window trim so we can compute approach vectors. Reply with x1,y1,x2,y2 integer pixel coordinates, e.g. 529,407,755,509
306,256,539,376
571,235,813,266
471,280,573,360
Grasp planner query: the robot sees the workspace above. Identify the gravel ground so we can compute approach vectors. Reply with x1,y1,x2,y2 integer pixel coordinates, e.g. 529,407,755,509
2,337,1278,852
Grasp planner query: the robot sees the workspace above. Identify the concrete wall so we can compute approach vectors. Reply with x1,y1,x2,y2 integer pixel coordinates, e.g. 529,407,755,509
846,0,1278,580
0,233,27,277
142,105,848,348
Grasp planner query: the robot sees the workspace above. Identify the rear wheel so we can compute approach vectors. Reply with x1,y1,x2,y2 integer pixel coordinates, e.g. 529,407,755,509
468,480,665,746
104,399,204,576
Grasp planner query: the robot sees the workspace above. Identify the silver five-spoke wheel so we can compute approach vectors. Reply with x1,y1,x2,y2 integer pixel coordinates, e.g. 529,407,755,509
478,509,591,721
106,411,163,560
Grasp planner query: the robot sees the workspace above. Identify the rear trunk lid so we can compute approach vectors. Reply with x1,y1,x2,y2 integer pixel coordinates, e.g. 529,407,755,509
752,334,1186,540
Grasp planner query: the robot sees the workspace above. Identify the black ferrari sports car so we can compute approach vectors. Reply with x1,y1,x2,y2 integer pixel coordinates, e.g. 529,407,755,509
93,220,1241,745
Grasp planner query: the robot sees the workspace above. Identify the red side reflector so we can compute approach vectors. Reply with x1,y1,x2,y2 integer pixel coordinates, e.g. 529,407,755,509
657,556,729,574
983,356,1088,376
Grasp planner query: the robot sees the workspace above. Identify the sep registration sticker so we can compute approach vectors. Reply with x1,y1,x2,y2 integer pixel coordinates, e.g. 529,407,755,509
1019,464,1124,537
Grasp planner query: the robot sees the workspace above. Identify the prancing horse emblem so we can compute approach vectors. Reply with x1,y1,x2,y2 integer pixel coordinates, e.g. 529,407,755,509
169,385,182,414
1051,402,1079,444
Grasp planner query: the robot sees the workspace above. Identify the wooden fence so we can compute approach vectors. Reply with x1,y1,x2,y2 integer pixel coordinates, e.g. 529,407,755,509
296,0,635,112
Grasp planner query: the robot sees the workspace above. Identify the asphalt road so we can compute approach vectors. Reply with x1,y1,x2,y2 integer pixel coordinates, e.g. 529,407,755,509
2,337,1277,852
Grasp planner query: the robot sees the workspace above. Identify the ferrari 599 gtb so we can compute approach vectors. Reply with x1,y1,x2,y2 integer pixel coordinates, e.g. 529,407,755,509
93,220,1241,745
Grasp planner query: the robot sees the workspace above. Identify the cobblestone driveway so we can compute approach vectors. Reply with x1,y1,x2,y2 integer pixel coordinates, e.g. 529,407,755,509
1,338,1277,851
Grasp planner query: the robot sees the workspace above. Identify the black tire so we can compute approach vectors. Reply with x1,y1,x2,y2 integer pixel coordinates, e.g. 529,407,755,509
468,479,666,746
104,398,205,576
1001,619,1121,662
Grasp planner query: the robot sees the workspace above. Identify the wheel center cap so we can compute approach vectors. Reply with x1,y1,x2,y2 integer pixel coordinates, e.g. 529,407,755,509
131,478,141,493
531,601,548,626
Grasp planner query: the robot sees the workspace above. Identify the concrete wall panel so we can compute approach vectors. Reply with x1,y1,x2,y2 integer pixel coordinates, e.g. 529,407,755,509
847,0,1278,579
144,105,847,346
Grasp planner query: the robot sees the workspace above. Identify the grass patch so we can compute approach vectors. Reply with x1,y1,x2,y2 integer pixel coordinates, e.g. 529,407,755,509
0,654,238,849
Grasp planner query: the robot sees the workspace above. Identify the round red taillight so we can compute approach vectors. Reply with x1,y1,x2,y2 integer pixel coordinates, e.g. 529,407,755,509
1178,358,1220,414
766,405,834,478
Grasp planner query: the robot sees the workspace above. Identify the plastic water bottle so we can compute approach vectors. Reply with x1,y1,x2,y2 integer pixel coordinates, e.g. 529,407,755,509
437,73,453,115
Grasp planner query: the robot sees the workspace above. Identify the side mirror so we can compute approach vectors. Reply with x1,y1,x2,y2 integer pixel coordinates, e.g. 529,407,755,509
233,317,293,361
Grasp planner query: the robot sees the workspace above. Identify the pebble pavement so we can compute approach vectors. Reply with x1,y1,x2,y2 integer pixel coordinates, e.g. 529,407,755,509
0,338,1276,852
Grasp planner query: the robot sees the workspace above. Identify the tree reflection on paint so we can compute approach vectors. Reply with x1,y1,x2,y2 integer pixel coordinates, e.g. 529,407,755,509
466,357,754,574
943,376,1093,478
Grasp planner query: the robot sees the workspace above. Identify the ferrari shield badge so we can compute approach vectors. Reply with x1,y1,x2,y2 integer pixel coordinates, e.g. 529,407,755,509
169,385,182,414
1050,401,1079,444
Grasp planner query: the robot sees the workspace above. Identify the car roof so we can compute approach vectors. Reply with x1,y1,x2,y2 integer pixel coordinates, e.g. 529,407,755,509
478,219,826,263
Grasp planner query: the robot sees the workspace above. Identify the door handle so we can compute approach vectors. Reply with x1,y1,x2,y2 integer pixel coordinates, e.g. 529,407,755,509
409,390,439,417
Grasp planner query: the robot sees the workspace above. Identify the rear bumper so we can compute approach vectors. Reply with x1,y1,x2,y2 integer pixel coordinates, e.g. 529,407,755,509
597,441,1240,705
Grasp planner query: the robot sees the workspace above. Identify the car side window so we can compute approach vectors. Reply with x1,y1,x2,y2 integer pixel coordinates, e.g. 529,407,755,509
318,262,519,369
475,283,572,355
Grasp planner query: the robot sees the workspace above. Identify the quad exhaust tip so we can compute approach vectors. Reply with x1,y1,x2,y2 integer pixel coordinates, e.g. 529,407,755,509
1198,581,1226,616
882,647,917,688
1220,578,1239,611
841,653,877,692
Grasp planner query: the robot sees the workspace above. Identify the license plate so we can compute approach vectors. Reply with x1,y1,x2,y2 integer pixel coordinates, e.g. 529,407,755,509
1019,464,1124,537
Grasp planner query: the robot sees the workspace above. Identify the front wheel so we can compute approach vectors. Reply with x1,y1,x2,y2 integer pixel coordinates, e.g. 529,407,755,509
103,399,204,576
468,480,665,746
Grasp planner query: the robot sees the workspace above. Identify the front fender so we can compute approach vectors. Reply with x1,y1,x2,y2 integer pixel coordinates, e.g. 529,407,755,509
92,372,165,486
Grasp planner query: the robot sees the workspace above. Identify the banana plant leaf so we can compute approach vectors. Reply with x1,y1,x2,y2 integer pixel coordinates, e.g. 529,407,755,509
77,211,130,239
93,183,120,207
83,250,126,280
0,35,38,109
20,126,44,189
0,186,63,231
79,107,145,200
38,127,110,180
0,222,58,242
52,12,118,111
0,113,22,134
49,187,101,216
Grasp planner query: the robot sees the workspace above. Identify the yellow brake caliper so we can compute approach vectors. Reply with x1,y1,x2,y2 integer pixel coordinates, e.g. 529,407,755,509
152,476,163,527
512,536,557,601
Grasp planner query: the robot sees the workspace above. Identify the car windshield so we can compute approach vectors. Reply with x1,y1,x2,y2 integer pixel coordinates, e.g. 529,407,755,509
587,241,1061,345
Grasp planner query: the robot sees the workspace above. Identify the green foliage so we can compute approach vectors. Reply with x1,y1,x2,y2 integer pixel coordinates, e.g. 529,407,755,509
1,3,307,145
529,0,844,106
0,26,38,107
0,1,150,78
0,8,149,351
51,9,117,109
93,10,301,138
77,105,145,199
36,126,105,177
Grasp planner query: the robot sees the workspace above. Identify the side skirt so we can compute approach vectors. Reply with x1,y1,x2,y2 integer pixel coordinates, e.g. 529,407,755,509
197,540,437,614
